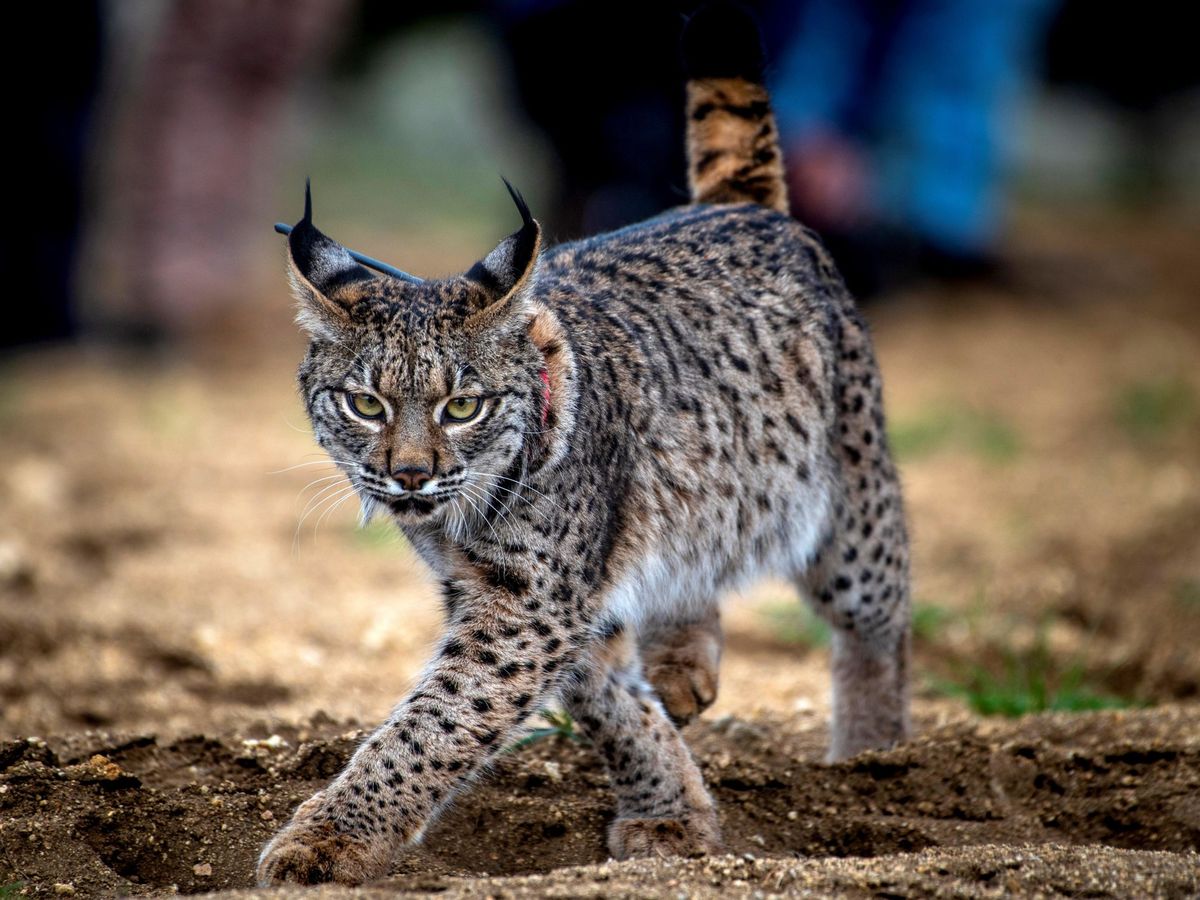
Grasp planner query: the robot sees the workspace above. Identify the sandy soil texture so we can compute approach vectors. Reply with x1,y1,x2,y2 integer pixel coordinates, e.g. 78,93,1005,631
1,208,1198,896
2,709,1199,896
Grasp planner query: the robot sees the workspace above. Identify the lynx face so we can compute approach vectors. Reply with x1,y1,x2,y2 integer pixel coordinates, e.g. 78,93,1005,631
289,185,552,528
300,298,543,525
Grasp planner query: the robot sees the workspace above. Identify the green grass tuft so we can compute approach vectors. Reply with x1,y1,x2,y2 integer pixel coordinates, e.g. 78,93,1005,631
933,629,1138,717
506,708,585,752
349,518,405,550
912,602,951,641
758,600,831,647
1113,377,1197,440
760,600,948,648
971,416,1022,463
0,883,24,898
889,405,1021,464
1174,578,1200,610
888,411,956,460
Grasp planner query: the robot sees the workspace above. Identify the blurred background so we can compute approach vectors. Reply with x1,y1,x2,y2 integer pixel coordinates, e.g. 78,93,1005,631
0,0,1198,740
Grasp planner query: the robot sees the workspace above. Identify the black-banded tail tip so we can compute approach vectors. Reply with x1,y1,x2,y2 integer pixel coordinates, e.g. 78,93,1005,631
500,176,533,227
681,2,766,82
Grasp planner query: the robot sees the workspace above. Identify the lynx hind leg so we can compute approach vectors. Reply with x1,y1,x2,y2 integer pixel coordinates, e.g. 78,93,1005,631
640,605,722,726
564,623,723,860
799,468,911,762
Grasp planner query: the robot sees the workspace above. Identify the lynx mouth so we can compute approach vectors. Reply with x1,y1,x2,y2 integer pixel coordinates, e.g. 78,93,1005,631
386,495,440,517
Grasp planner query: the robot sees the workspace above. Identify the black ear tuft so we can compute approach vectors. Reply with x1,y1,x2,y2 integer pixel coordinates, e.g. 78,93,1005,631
287,179,375,317
502,176,533,229
681,2,766,82
464,180,542,324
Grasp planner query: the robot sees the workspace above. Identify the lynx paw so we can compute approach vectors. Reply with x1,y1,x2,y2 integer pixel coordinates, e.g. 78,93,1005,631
608,812,723,860
256,792,392,886
643,629,721,726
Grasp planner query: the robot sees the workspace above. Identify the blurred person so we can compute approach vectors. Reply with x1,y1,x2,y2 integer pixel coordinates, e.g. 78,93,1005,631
80,0,353,346
62,0,1095,349
493,0,696,239
770,0,1059,296
493,0,1059,298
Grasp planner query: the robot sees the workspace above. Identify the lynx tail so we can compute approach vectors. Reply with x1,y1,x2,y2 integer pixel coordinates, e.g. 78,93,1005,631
681,3,788,213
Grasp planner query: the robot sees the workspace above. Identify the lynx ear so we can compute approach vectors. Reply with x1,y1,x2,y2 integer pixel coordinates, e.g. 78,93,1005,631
464,180,541,330
287,180,376,334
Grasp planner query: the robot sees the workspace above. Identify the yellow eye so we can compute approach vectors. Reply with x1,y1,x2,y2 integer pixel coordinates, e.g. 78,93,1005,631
444,397,481,422
349,392,385,419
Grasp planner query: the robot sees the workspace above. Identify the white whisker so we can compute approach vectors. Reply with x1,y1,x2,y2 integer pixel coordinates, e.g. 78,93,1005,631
296,473,350,499
327,337,377,382
281,414,314,435
469,477,539,514
455,497,468,541
293,479,355,553
463,481,519,532
316,486,360,535
359,496,379,528
456,488,503,546
269,458,359,475
297,478,351,517
444,495,468,544
467,470,564,513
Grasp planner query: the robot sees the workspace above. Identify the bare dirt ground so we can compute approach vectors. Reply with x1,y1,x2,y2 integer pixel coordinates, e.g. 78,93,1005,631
1,207,1198,896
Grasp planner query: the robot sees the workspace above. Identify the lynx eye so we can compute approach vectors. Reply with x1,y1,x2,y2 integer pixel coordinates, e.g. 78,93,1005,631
443,397,481,422
348,392,385,419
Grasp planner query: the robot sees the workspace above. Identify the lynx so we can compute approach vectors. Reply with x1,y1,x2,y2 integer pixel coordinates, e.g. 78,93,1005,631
258,5,910,885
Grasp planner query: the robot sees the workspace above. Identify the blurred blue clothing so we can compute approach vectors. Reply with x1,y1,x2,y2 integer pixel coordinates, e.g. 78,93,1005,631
771,0,1057,256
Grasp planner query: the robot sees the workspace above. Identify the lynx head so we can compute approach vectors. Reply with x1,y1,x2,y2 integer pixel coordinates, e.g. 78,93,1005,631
287,183,574,533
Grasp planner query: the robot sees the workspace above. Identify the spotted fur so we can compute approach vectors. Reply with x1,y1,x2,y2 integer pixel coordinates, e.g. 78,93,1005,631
258,6,910,886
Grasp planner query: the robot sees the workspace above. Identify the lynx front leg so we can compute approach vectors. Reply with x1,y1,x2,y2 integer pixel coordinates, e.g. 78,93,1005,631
564,622,722,860
640,604,722,725
256,570,579,886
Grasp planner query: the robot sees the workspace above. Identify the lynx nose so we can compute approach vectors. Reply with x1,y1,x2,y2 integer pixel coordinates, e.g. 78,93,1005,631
392,466,433,492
